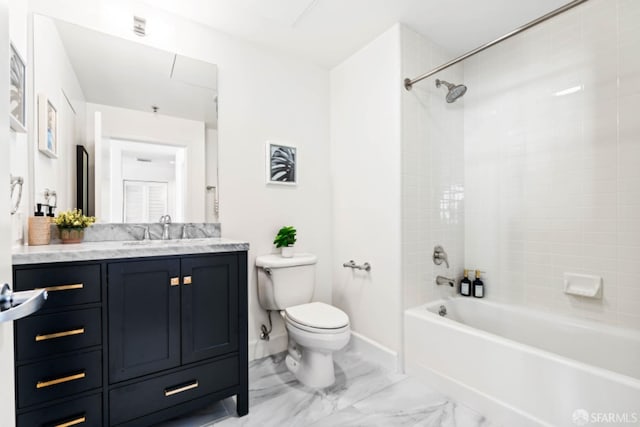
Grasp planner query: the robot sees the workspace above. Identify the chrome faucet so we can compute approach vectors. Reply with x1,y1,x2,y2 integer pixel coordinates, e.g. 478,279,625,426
132,225,151,241
435,275,455,287
159,215,172,240
181,224,194,240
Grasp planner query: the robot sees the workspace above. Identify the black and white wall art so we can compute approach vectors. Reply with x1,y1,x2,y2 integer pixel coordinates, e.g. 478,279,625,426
266,141,297,185
9,43,26,133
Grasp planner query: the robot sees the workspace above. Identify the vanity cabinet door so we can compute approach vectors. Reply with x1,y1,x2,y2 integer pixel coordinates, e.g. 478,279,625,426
108,259,181,383
181,254,239,364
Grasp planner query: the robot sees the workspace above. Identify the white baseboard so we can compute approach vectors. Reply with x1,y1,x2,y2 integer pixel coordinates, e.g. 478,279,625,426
248,332,288,361
348,331,399,373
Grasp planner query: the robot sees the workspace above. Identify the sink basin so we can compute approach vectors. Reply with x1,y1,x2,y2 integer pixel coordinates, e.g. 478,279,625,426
0,284,48,323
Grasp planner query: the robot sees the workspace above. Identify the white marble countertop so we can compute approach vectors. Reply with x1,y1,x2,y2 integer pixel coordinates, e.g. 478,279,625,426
12,238,250,265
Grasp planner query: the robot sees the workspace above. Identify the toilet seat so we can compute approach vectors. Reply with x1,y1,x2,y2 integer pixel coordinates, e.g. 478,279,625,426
285,302,349,334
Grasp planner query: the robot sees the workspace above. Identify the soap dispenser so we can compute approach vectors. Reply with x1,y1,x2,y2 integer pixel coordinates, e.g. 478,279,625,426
28,203,50,246
472,270,485,298
460,269,472,296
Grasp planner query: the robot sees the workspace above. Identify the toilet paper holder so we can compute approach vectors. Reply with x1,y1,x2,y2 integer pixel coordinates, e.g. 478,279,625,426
342,260,371,272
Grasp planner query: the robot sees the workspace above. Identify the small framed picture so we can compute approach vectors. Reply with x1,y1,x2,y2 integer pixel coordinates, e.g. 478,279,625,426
38,94,58,158
9,43,26,133
266,141,297,185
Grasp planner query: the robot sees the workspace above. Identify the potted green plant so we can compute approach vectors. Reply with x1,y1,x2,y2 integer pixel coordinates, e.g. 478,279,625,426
54,209,96,244
273,225,296,258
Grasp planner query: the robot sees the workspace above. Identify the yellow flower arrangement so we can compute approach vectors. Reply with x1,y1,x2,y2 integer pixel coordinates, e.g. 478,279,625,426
54,209,96,229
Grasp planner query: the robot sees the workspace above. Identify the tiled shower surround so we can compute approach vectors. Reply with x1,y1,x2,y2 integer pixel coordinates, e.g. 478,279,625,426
401,26,465,310
464,0,640,328
403,0,640,329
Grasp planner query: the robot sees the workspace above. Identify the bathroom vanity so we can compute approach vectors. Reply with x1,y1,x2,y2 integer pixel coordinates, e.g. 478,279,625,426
11,239,248,426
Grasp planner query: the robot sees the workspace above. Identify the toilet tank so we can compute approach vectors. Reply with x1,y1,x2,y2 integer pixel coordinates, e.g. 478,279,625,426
255,253,317,310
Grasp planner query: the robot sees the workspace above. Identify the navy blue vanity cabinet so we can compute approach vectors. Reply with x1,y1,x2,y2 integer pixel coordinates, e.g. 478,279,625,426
13,262,104,427
181,254,239,364
12,250,248,427
107,252,248,426
107,259,182,383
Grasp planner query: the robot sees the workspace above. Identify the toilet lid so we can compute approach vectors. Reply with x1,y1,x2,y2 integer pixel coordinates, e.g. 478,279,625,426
285,302,349,330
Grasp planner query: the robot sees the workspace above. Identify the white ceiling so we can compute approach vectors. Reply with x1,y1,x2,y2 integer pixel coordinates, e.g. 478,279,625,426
139,0,571,68
53,19,218,128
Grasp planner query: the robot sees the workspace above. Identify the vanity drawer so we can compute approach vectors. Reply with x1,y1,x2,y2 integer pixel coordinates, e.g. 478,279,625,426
17,350,102,409
17,393,102,427
110,356,238,425
14,264,101,309
16,308,102,361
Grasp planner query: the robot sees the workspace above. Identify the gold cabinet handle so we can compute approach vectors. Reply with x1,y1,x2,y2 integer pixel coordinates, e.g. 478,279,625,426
183,276,192,285
170,277,180,286
38,283,84,292
55,416,86,427
36,327,85,342
37,372,85,389
164,380,199,397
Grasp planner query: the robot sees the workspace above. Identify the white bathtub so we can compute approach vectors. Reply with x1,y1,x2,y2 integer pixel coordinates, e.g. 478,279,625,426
404,298,640,427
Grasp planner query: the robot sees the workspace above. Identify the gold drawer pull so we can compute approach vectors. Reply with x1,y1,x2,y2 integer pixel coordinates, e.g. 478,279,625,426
55,416,86,427
38,283,84,292
170,277,180,286
35,327,85,342
183,276,192,285
36,372,85,389
164,380,199,397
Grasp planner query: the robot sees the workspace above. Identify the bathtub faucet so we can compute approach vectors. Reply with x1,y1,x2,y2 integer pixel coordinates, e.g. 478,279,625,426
435,275,455,287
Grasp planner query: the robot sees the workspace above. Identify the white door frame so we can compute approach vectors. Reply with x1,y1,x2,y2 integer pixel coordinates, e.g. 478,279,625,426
1,0,17,424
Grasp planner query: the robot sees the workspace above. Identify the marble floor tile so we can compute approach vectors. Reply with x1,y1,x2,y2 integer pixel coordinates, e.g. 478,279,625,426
156,400,229,427
213,347,406,427
167,345,490,427
308,377,490,427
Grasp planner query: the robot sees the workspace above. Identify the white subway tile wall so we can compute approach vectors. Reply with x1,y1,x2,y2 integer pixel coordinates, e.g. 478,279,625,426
463,0,640,329
401,26,465,310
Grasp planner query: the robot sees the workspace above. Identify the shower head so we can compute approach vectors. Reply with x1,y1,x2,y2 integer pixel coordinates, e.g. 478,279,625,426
435,79,467,103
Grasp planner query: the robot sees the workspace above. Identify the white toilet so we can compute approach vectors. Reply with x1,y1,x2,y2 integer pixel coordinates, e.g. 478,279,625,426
256,253,350,388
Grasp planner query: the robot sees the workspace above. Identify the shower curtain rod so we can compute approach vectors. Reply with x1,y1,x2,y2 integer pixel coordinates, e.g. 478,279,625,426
404,0,590,90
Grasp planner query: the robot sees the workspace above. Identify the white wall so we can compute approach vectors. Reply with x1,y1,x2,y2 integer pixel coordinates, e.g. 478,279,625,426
401,26,465,310
463,0,640,329
28,0,332,358
330,24,402,354
86,102,205,222
32,13,86,212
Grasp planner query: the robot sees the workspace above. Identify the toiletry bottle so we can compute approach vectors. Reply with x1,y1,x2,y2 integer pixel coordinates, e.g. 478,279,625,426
460,269,472,296
28,203,50,246
472,270,485,298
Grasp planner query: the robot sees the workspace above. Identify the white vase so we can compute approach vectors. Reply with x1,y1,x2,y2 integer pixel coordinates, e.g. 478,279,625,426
281,246,294,258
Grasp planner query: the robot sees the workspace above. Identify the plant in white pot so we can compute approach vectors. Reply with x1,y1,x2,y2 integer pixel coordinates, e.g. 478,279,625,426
273,226,296,258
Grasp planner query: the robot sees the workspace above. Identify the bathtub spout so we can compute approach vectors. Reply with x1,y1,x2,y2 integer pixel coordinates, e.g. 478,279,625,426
436,275,455,287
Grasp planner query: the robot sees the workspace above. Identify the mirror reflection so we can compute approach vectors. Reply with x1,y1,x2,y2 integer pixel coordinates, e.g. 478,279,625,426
32,15,218,223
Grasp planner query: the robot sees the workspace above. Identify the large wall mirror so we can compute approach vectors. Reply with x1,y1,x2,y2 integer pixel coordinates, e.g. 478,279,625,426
32,14,218,223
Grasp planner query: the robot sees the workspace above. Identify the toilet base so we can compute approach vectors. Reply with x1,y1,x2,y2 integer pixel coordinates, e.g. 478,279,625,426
286,346,336,388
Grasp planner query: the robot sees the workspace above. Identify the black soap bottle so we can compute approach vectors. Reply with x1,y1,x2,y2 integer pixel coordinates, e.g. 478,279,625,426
459,269,472,296
472,270,484,298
